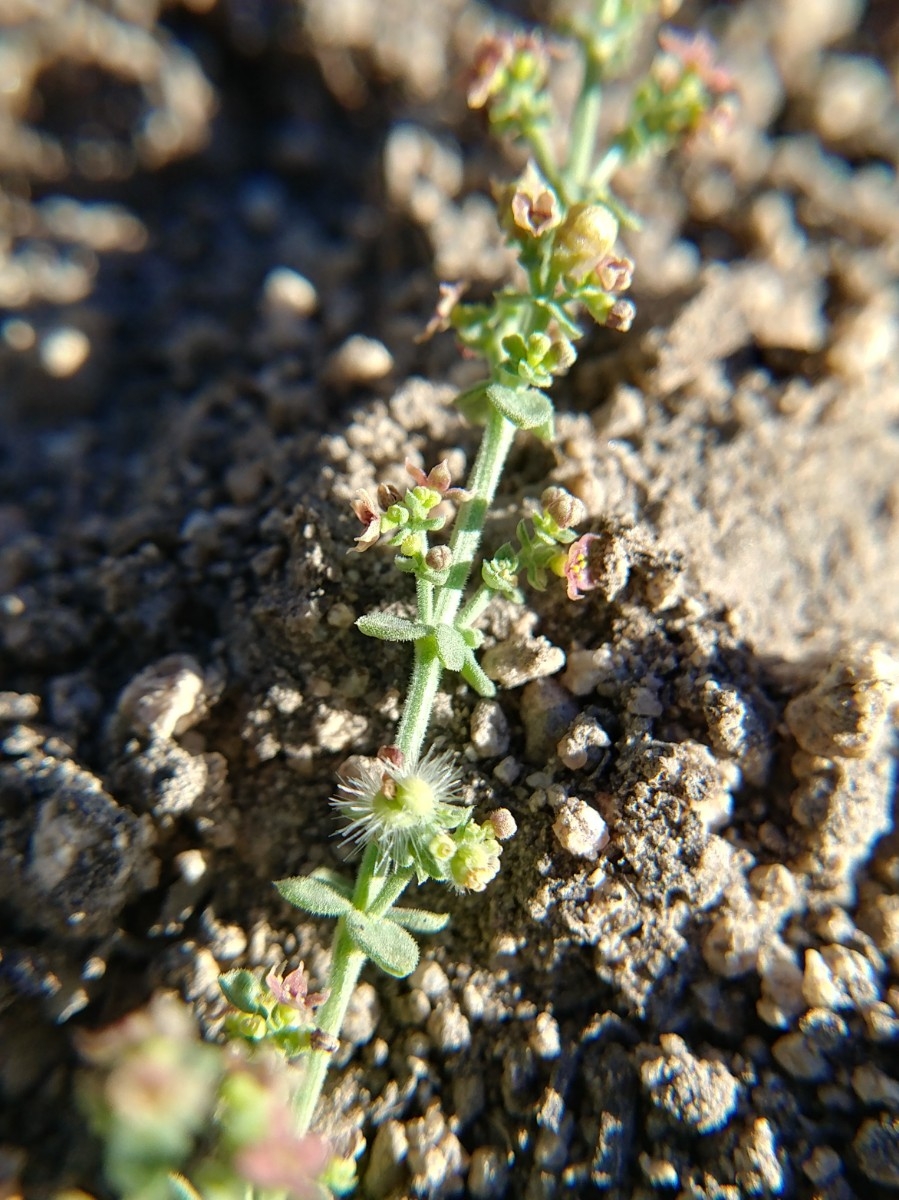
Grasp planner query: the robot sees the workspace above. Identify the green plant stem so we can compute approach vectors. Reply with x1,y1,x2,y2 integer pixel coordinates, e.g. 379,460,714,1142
294,922,364,1134
568,46,604,193
295,844,401,1134
368,866,414,918
395,406,516,764
590,141,624,194
436,407,516,624
456,583,493,630
417,572,434,624
395,639,442,761
526,121,561,194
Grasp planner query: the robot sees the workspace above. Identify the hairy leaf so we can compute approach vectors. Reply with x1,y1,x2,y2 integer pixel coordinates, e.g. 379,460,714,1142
486,383,553,430
309,868,354,900
389,907,452,934
276,876,353,917
219,969,267,1015
434,624,468,671
460,649,497,697
356,612,429,642
345,910,420,978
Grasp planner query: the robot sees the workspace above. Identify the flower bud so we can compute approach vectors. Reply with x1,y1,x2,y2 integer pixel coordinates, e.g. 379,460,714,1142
400,532,423,557
449,829,502,893
541,487,586,530
596,255,635,293
426,545,452,571
428,832,456,863
377,745,404,768
509,161,560,237
487,808,517,841
605,299,636,333
310,1030,340,1054
553,203,618,282
377,483,402,508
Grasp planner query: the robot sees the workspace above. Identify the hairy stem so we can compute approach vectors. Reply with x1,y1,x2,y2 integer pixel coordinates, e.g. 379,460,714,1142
456,583,494,630
394,406,516,764
295,844,398,1133
395,640,442,762
436,407,516,624
294,919,365,1134
568,45,604,193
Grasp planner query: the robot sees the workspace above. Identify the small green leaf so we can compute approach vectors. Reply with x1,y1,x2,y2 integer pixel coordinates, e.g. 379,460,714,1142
219,970,267,1016
345,910,420,978
357,612,429,642
454,382,490,426
486,383,553,431
309,868,354,900
434,624,468,672
482,547,524,602
460,649,497,698
276,876,352,917
389,907,451,934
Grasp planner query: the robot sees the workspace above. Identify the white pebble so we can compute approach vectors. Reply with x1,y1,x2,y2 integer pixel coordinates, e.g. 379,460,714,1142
263,266,318,316
552,799,609,859
40,327,90,377
326,334,393,386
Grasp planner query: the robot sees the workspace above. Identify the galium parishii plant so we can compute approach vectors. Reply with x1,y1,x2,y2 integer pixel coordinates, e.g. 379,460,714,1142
236,0,735,1148
64,6,736,1198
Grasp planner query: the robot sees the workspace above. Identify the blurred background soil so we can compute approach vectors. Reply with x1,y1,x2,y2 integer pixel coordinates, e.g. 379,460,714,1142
1,0,898,1197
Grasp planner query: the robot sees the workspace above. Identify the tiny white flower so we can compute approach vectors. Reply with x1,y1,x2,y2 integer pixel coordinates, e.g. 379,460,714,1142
332,748,468,871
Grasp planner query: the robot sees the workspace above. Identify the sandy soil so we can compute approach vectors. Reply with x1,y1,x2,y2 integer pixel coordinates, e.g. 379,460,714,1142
1,0,898,1197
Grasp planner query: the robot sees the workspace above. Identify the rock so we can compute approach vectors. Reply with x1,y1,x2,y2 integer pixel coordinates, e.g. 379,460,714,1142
557,712,611,770
115,655,210,742
639,1034,740,1134
1,747,156,939
482,633,566,690
468,1146,509,1199
854,1114,899,1187
552,799,610,860
325,335,393,387
364,1120,409,1200
262,266,318,317
520,679,579,764
470,699,510,758
785,646,898,759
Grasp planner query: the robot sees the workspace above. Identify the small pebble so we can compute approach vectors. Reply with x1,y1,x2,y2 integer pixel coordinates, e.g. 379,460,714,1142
326,335,393,387
492,756,521,785
468,1146,509,1200
2,317,36,351
470,700,510,758
263,266,318,316
552,798,610,859
40,327,90,377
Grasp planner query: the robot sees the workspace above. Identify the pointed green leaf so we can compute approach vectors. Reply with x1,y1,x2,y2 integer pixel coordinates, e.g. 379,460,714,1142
460,649,497,698
389,907,451,934
486,383,553,431
434,624,467,671
309,868,354,900
357,612,430,642
345,909,420,978
276,876,352,917
219,969,267,1016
